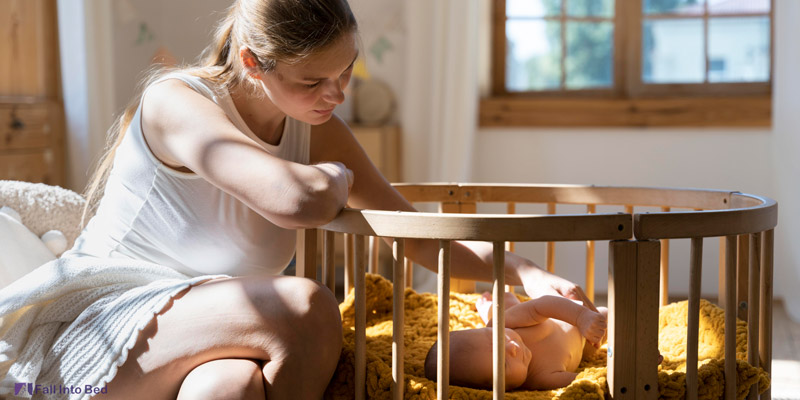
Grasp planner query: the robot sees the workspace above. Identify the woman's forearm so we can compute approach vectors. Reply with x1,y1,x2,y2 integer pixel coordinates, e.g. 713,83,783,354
404,238,540,286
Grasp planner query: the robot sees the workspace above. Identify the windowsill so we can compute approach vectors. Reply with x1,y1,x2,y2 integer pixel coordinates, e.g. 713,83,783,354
478,95,772,128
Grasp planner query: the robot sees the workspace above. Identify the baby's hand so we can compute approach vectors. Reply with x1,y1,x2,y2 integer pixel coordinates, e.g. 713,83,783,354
577,308,607,347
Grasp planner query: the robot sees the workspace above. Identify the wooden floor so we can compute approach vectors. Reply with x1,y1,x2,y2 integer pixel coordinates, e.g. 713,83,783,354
771,299,800,400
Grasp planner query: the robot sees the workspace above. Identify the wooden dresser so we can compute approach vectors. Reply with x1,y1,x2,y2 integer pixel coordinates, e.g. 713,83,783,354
350,124,402,183
0,0,65,185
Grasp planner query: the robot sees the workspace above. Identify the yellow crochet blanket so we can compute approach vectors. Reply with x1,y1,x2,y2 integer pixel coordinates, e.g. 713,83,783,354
324,274,769,400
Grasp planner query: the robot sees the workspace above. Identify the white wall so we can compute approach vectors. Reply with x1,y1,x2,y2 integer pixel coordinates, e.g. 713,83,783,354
110,0,231,112
469,2,799,314
770,0,800,320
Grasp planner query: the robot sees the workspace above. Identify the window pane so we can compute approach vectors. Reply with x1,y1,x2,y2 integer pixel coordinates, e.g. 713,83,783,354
566,21,614,89
507,0,561,18
506,20,562,91
643,19,705,83
708,17,770,82
709,0,770,14
644,0,705,16
567,0,614,18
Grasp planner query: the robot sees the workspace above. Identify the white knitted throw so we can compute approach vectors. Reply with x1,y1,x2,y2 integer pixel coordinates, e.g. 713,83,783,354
0,256,225,400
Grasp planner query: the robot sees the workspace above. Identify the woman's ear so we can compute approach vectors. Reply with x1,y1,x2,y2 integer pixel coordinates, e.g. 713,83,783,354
239,46,262,79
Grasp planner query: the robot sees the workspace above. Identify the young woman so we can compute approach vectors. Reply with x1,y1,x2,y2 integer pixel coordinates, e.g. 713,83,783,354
0,1,593,399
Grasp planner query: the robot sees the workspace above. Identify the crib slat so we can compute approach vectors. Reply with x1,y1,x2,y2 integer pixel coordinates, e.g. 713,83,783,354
506,202,516,253
393,239,405,400
586,204,596,302
506,203,516,293
296,229,317,279
747,232,761,400
660,238,670,306
323,230,336,293
355,234,367,400
759,229,774,400
724,235,737,400
737,234,750,322
546,203,556,273
493,241,506,400
687,237,703,400
440,202,476,293
719,237,726,307
404,257,413,289
369,236,380,274
345,233,355,295
437,240,451,400
660,207,671,307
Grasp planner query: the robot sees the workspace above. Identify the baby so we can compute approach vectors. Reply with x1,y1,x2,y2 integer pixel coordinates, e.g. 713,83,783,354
424,291,608,391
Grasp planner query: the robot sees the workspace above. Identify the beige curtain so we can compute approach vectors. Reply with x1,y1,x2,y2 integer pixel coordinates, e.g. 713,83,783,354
402,0,480,183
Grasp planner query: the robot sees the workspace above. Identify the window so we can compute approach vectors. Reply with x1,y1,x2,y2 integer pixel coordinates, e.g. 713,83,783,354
482,0,773,127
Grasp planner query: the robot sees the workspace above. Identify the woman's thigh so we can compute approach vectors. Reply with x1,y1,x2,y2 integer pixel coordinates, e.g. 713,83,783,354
101,275,342,400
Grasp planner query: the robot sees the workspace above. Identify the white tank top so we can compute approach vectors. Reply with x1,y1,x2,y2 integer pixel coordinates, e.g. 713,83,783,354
66,73,311,277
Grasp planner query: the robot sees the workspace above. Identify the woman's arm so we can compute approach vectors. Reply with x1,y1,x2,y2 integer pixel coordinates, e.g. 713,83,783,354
142,79,351,229
311,116,592,301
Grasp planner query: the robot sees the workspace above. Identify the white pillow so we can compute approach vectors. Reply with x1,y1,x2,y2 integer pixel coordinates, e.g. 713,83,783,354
0,207,56,289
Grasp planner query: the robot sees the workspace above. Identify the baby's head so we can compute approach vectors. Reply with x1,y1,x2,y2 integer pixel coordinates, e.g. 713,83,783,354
424,327,531,390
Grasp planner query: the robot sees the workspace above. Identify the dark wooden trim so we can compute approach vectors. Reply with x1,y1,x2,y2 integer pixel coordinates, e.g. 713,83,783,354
491,0,507,96
490,0,774,110
478,95,772,128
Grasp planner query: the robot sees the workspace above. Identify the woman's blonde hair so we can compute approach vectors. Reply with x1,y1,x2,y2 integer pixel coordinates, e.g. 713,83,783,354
81,0,357,226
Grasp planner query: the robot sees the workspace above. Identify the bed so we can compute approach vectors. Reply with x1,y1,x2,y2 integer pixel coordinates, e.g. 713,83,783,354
294,183,777,400
0,180,776,399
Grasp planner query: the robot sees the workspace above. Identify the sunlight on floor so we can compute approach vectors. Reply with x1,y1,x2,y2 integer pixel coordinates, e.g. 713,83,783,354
772,359,800,400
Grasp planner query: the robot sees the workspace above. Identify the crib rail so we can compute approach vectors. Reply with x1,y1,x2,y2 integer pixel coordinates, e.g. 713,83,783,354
295,183,777,400
321,208,632,241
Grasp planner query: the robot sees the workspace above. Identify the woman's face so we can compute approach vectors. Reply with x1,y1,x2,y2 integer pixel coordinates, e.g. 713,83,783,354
258,31,359,125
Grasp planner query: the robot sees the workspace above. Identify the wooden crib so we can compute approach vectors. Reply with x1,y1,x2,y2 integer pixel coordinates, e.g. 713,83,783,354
293,183,777,400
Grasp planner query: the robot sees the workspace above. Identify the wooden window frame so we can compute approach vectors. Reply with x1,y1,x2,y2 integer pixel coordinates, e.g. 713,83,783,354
481,0,774,128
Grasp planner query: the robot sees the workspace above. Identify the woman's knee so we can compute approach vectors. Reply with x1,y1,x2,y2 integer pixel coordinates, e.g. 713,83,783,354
263,277,340,329
177,359,264,400
268,277,342,360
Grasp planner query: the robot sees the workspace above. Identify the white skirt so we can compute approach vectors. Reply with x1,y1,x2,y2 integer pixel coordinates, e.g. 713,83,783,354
0,256,226,400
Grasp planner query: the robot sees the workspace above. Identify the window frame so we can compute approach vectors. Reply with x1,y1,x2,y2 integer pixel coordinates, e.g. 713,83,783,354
483,0,774,127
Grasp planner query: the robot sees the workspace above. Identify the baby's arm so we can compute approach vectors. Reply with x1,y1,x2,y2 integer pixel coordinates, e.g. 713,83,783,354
503,295,606,346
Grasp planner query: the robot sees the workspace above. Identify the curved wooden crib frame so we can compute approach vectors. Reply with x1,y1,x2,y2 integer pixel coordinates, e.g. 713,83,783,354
294,183,777,400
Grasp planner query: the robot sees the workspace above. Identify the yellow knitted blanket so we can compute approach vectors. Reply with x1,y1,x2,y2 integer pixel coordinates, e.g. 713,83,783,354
324,274,769,399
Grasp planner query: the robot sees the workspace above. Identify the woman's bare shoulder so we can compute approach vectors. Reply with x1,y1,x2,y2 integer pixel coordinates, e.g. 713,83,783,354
141,77,239,169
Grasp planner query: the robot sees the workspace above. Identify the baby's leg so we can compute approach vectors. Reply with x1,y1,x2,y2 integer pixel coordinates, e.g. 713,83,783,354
476,291,521,325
